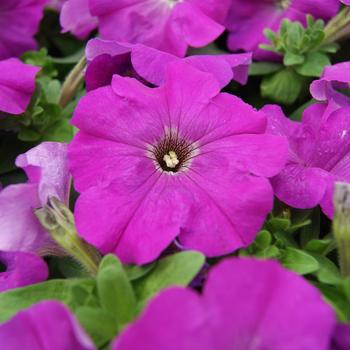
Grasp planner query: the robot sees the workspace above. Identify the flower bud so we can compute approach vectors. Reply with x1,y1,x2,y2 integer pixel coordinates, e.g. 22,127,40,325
333,182,350,277
35,197,101,275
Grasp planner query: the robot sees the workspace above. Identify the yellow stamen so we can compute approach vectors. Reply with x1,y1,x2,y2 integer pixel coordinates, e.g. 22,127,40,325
163,151,179,168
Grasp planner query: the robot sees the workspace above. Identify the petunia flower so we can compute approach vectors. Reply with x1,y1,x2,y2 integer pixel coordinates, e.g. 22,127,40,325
69,61,288,264
113,257,336,350
0,58,40,115
263,103,350,218
310,62,350,109
0,142,69,254
0,251,48,292
0,0,47,59
226,0,339,60
61,0,231,57
85,38,252,91
0,301,95,349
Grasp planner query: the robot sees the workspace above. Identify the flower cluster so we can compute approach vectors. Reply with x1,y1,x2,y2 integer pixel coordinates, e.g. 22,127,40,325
1,0,350,349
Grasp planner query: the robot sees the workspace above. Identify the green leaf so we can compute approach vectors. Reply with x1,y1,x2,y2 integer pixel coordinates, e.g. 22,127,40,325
254,230,272,249
283,52,304,66
266,217,290,232
312,254,341,285
256,245,280,259
124,263,156,281
97,255,136,327
305,239,334,255
274,231,298,248
133,251,205,307
43,119,73,142
281,247,320,275
0,279,95,323
18,126,41,141
76,307,118,347
249,63,283,76
295,52,330,77
261,69,305,105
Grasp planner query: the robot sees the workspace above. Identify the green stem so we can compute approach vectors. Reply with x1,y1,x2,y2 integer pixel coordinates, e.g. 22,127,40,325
333,182,350,278
58,56,86,108
324,7,350,43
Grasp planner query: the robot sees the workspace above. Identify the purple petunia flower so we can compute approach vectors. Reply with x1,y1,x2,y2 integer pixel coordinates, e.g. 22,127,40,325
61,0,231,57
0,251,48,292
0,301,95,349
69,61,288,264
263,103,350,218
0,142,69,254
113,257,336,350
310,62,350,109
340,0,350,4
0,0,47,59
0,58,40,115
226,0,339,60
85,38,252,91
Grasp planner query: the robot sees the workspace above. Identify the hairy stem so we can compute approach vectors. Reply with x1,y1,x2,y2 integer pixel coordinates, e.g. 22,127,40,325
58,56,86,108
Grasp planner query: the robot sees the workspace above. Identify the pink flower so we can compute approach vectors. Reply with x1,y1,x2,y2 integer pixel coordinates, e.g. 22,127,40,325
113,258,336,350
60,0,97,39
310,62,350,109
0,301,95,349
0,142,69,254
226,0,339,60
0,0,47,59
0,58,40,115
0,251,48,292
85,38,252,91
263,103,350,218
61,0,231,56
69,62,288,264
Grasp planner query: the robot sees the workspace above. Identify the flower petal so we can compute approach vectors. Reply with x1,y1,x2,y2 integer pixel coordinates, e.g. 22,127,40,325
0,251,48,292
200,134,288,178
69,132,153,193
0,301,95,349
0,58,39,115
178,170,274,256
75,175,191,264
271,163,330,209
113,288,210,350
0,184,53,254
203,258,336,350
71,84,164,148
60,0,98,39
16,142,69,205
171,2,225,48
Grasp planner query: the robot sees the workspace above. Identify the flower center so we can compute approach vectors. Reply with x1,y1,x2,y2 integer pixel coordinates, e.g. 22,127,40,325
150,131,196,173
277,0,291,9
163,0,180,8
163,151,179,169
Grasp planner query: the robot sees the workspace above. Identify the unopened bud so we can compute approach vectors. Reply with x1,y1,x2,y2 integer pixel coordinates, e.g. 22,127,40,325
35,197,101,276
333,182,350,277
